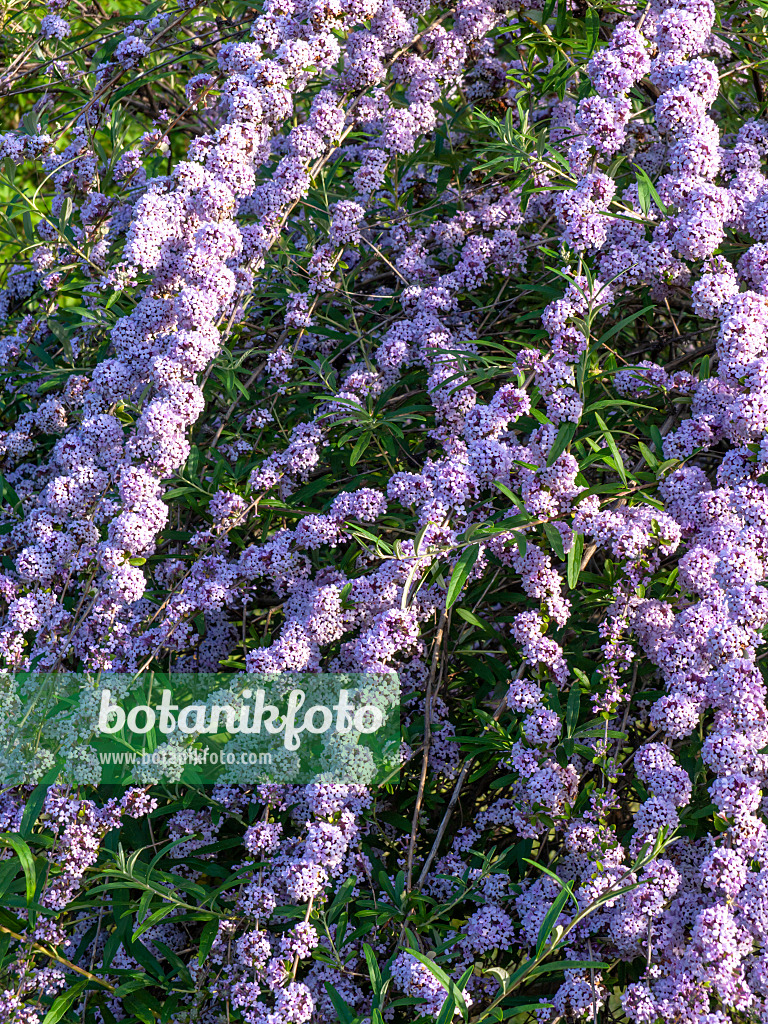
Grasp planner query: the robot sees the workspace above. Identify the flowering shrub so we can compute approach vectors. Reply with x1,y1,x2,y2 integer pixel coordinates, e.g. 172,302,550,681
2,0,768,1021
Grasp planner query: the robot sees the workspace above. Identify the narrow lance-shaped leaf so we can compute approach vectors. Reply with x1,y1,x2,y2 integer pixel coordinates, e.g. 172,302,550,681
42,980,89,1024
446,544,480,609
547,420,577,467
0,833,36,906
543,522,566,561
567,530,584,589
566,680,581,737
536,881,574,955
594,412,628,486
405,950,470,1023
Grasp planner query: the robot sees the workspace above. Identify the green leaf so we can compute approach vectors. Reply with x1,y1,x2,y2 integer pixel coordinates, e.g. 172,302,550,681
122,993,156,1024
473,514,529,540
567,531,584,589
528,959,610,980
599,306,654,347
42,979,88,1024
585,8,599,54
634,167,669,216
543,522,565,561
58,196,73,229
446,544,480,609
198,919,218,965
485,965,511,993
133,904,177,941
650,424,664,456
151,939,194,987
19,766,59,838
186,446,201,477
405,951,469,1022
0,858,21,901
113,978,150,999
495,481,528,509
455,608,491,631
501,1002,554,1015
555,0,567,36
435,993,457,1024
594,413,628,486
0,834,36,906
637,442,658,469
0,472,22,514
327,876,356,924
376,867,399,904
363,943,384,1007
414,522,433,556
393,870,406,905
324,983,358,1024
535,881,574,955
636,172,651,216
350,432,372,466
546,421,577,467
566,681,581,737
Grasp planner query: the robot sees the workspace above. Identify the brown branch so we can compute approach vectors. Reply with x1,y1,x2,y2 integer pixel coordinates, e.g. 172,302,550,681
0,925,116,993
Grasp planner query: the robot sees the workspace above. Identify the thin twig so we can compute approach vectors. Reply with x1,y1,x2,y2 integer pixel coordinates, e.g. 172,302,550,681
415,661,527,890
406,609,447,892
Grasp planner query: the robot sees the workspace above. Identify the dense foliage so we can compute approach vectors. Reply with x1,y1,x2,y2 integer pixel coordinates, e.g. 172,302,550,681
1,0,768,1021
